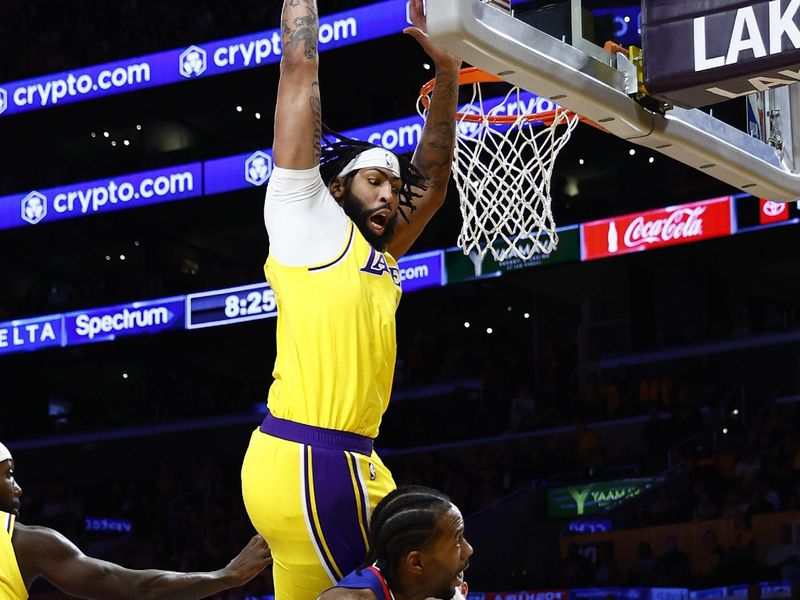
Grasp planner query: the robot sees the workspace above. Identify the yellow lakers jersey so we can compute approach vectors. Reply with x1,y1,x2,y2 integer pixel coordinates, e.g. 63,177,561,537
265,221,402,438
0,511,26,600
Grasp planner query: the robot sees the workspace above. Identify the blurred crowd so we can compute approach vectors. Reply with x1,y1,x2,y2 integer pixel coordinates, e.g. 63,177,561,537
559,399,800,589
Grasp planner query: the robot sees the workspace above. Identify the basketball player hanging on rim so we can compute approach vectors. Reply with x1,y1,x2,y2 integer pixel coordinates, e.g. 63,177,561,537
240,0,461,598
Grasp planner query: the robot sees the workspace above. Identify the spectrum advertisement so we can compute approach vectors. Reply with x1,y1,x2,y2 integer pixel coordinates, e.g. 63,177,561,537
64,297,186,346
0,194,795,356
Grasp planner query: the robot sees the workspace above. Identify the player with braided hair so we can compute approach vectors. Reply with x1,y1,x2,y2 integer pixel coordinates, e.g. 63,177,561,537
318,125,429,233
318,486,473,600
240,0,462,598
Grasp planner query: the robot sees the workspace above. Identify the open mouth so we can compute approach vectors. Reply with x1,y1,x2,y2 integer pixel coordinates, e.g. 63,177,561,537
455,562,469,585
367,210,391,236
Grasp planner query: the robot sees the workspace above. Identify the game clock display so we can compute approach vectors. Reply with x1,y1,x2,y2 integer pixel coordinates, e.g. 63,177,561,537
186,283,277,329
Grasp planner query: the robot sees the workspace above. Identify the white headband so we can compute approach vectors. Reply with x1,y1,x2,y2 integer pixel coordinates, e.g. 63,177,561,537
0,443,11,463
337,147,401,179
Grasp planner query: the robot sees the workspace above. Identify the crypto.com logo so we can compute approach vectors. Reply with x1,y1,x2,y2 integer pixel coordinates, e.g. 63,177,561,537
179,46,207,78
21,191,47,225
0,87,7,115
245,151,273,186
456,104,483,138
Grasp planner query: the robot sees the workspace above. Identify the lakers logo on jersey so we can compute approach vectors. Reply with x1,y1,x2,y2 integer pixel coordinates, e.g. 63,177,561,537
360,248,401,286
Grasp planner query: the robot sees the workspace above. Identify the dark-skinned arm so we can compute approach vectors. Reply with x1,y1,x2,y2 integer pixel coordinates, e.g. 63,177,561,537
388,0,462,259
272,0,322,169
14,523,271,600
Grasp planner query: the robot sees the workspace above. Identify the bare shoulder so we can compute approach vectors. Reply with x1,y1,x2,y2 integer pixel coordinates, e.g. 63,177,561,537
14,522,68,545
318,588,377,600
13,522,76,561
12,523,77,586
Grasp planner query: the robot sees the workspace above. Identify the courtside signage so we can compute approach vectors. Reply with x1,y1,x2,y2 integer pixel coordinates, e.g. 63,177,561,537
0,0,409,118
204,151,275,196
186,282,277,330
642,0,800,107
580,197,733,261
204,98,554,196
483,591,568,600
0,163,202,230
445,225,580,284
397,250,444,293
0,314,63,355
185,251,445,329
64,297,185,345
594,6,642,46
84,518,133,533
0,194,781,356
759,198,791,224
0,3,643,118
547,477,657,518
572,589,687,600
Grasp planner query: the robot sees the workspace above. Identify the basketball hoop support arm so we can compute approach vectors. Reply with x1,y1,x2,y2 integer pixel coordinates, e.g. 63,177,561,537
428,0,800,201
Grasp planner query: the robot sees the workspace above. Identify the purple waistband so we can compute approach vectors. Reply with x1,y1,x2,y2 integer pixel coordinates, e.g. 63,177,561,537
259,411,374,456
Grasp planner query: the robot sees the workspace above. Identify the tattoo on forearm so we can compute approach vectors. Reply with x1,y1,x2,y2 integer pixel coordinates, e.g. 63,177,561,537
311,81,321,162
281,0,319,60
416,70,459,188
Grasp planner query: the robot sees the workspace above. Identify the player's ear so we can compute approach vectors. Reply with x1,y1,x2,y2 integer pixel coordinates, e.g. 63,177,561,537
329,176,346,201
404,550,424,576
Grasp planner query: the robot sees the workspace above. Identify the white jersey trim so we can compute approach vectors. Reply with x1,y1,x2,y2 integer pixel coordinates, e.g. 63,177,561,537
264,165,350,267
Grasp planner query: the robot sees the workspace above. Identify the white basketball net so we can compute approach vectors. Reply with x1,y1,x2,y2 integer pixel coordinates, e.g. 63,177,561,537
419,79,580,275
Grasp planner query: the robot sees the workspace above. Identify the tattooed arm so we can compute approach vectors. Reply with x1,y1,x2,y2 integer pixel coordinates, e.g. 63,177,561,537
272,0,321,169
388,0,462,259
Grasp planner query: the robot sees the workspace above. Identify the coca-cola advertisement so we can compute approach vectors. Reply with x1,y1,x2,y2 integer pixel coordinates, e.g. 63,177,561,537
580,197,733,261
759,198,790,225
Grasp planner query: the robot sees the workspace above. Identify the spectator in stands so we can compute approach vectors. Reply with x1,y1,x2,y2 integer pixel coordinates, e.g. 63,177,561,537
652,534,692,586
720,490,748,520
693,491,718,521
790,480,800,510
696,529,725,586
560,542,593,587
733,448,763,488
640,409,671,473
716,438,738,481
575,421,605,477
747,483,777,515
764,524,800,583
627,541,657,586
508,383,536,432
718,510,759,583
729,510,756,557
593,543,621,585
